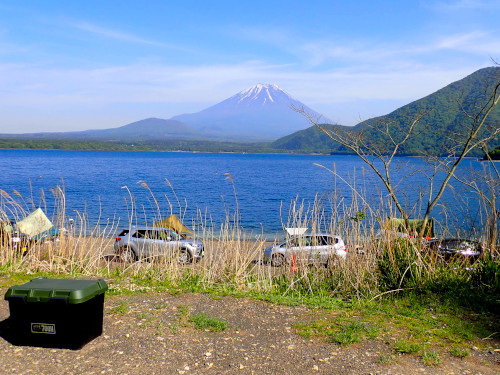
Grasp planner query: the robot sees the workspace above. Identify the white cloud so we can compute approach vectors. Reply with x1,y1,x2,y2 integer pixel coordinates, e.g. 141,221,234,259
1,15,498,131
428,31,500,56
428,0,500,10
0,57,489,131
65,19,197,54
231,17,499,69
294,30,500,69
69,21,163,46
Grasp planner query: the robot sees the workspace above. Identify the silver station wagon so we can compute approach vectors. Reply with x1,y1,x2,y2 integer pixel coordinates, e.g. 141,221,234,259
114,226,204,264
263,233,347,267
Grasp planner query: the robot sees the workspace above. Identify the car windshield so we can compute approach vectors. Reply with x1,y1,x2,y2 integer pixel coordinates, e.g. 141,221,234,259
455,241,478,251
318,236,336,245
132,229,177,240
287,237,309,247
154,230,177,240
286,236,334,247
442,240,475,250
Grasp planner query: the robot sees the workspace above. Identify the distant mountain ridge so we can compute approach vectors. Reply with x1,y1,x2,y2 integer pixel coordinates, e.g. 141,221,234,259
76,118,200,140
1,68,499,156
0,118,200,141
0,84,324,142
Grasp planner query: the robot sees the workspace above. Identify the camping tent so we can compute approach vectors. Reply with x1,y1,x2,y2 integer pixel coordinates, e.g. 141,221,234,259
285,227,308,236
16,208,59,241
387,217,434,238
153,214,192,236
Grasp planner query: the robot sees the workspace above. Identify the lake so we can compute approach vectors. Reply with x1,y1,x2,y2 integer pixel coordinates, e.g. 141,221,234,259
0,149,491,239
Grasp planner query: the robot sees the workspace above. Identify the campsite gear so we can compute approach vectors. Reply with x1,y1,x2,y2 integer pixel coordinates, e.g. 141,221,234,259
386,218,435,238
4,278,108,349
0,221,33,254
291,254,298,272
153,214,192,237
285,227,308,236
15,208,60,242
0,209,60,255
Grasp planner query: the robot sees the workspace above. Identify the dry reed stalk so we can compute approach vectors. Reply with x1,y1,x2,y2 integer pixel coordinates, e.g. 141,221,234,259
1,176,495,298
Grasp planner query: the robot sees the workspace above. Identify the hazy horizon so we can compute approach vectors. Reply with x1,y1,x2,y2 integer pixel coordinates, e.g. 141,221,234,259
1,1,499,133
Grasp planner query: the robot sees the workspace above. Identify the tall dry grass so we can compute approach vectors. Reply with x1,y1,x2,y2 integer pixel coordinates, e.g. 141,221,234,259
0,173,498,301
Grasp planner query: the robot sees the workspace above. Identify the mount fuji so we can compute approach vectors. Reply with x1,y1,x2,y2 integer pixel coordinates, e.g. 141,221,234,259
171,84,330,140
1,84,330,143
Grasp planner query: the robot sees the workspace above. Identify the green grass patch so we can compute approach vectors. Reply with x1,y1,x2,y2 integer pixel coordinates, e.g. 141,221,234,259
420,350,442,366
295,316,379,346
294,291,498,362
170,304,227,332
450,347,470,359
188,313,228,332
155,320,165,335
108,300,129,316
136,311,156,328
377,354,397,364
176,304,190,327
169,323,180,334
394,340,421,354
364,293,498,348
329,321,379,346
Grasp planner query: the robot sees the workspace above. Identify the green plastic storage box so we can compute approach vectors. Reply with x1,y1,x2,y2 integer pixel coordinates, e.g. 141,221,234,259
4,277,108,349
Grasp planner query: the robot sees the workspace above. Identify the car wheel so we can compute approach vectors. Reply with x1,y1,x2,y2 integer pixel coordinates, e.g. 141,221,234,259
119,246,137,262
178,248,193,265
270,253,286,267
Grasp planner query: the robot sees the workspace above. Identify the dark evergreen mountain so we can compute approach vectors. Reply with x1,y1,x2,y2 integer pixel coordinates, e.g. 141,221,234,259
270,125,344,154
272,67,500,156
171,84,327,140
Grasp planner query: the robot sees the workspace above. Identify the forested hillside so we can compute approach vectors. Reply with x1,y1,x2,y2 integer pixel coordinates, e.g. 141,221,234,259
273,67,500,156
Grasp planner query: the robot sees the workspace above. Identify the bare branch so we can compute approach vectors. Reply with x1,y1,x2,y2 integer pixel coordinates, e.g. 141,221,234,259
293,69,500,243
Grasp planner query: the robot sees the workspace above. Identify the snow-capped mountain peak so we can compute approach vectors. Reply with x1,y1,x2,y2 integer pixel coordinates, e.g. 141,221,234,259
232,83,297,106
170,83,329,140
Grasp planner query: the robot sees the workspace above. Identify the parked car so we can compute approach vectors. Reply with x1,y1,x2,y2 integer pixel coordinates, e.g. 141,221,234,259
114,226,204,264
263,233,346,267
424,238,485,262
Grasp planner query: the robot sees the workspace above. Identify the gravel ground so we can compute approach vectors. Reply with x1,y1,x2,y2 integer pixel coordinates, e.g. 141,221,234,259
0,289,499,375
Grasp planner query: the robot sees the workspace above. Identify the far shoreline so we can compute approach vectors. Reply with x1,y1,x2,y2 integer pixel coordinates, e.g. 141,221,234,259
0,147,492,160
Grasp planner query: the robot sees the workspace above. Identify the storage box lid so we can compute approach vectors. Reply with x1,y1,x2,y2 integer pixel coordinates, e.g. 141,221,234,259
4,278,108,304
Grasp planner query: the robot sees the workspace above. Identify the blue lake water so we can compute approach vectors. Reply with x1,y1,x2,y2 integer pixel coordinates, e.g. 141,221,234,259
0,149,491,238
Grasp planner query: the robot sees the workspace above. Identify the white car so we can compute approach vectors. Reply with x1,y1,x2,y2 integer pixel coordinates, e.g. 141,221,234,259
263,233,346,267
114,226,204,264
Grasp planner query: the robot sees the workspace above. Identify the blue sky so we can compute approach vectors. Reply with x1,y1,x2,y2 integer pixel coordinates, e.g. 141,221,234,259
1,0,499,133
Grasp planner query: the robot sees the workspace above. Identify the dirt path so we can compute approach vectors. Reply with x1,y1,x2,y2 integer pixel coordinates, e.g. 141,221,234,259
0,291,498,375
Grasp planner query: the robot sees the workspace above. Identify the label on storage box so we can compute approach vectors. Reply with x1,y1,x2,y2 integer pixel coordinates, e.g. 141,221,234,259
31,323,56,334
